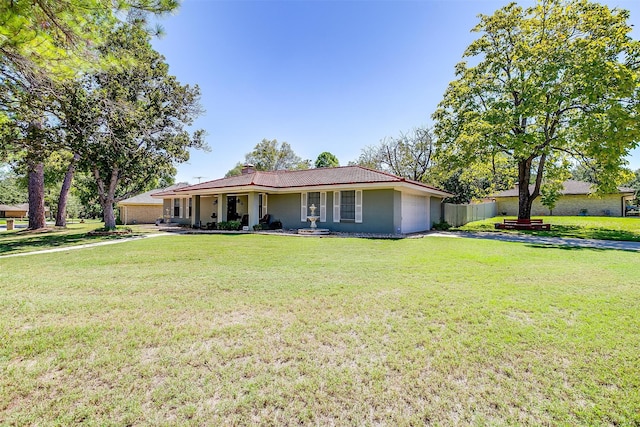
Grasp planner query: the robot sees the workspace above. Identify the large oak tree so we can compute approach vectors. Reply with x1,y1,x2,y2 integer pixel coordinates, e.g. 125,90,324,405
433,0,640,220
76,23,205,229
0,0,179,229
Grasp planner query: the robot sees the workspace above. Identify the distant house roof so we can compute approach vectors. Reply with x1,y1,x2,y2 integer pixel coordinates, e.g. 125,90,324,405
491,180,636,198
0,203,28,212
151,166,453,197
118,183,190,205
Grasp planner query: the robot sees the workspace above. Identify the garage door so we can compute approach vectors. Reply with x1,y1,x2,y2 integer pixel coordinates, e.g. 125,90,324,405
401,194,430,234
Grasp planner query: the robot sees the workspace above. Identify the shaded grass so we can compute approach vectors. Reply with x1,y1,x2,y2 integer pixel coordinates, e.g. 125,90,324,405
0,221,154,256
456,216,640,242
1,235,639,425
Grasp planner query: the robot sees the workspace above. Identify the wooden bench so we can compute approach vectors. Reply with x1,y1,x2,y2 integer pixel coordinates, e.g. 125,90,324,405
495,219,551,230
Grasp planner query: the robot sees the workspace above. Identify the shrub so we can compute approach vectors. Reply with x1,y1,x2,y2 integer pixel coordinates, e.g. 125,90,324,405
217,221,241,231
432,221,451,231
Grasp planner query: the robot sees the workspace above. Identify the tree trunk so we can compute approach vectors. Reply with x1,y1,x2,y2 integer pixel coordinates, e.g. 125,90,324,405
94,167,119,230
27,161,46,229
103,202,116,230
55,153,80,227
517,158,533,221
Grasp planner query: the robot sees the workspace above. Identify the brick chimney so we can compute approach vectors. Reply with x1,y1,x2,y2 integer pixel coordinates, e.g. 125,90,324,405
241,164,255,175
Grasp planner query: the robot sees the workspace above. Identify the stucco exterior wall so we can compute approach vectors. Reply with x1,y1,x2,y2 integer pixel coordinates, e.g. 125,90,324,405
1,210,27,218
120,205,162,224
430,197,443,227
496,194,626,217
268,189,398,234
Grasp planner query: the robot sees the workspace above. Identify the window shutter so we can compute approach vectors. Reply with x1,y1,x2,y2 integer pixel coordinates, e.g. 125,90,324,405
170,198,174,217
301,193,307,222
355,190,363,223
319,192,326,222
333,191,340,222
263,194,268,215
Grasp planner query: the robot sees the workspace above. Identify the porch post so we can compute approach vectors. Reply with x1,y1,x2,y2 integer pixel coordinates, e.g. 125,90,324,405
218,194,226,222
193,195,200,227
247,192,259,228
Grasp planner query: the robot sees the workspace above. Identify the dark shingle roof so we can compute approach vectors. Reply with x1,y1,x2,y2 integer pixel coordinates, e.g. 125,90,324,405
0,203,28,211
492,180,636,197
152,166,451,196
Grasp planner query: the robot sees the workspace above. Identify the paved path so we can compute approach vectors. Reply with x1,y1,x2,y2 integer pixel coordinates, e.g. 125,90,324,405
428,231,640,252
0,233,173,259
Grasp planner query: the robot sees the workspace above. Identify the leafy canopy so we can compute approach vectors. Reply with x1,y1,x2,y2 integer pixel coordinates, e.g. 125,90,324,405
433,0,640,218
315,152,339,168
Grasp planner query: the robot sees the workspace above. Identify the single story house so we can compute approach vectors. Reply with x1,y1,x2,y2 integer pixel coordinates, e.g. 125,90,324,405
0,203,29,218
117,183,189,225
151,165,452,234
491,180,636,217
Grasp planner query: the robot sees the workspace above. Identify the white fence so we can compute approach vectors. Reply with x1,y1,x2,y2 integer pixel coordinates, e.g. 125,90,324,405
443,201,497,227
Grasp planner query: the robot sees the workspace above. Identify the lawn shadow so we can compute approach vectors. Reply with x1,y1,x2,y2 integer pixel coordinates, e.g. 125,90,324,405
525,243,639,253
0,228,134,255
524,224,640,242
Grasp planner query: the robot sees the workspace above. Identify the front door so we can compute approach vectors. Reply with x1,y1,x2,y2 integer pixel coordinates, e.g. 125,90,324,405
227,196,238,220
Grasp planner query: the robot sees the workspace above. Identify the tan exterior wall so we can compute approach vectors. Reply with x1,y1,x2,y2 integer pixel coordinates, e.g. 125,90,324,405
2,210,27,218
120,204,163,224
496,194,626,217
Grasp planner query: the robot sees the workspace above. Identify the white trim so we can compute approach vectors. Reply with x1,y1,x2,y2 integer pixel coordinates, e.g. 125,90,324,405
333,191,340,223
355,190,363,223
301,193,307,222
320,192,326,222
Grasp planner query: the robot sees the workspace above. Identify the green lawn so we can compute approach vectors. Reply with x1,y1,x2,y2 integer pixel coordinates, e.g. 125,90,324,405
1,234,638,425
0,221,156,256
456,215,640,241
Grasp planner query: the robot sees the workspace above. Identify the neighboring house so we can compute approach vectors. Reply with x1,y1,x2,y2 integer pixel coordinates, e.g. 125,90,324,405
117,183,189,225
151,165,452,234
491,180,636,217
0,203,29,218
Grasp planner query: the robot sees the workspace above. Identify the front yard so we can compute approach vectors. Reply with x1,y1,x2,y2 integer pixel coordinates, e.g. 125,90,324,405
1,234,638,425
457,215,640,242
0,221,155,256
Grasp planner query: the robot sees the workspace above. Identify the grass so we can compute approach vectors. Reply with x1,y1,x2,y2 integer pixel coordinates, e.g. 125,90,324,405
1,234,639,425
456,215,640,242
0,220,156,256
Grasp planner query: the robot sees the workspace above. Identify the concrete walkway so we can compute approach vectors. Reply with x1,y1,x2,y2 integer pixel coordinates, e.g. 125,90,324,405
0,233,173,259
428,231,640,252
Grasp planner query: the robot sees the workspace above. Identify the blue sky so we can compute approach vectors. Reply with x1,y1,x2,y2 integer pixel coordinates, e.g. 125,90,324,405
152,0,640,184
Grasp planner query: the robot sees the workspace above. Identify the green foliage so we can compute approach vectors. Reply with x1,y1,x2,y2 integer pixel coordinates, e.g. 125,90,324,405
315,151,339,168
431,221,451,231
0,0,179,85
433,0,640,219
0,167,27,205
217,220,241,231
540,161,571,212
245,139,309,171
429,153,516,203
69,23,206,229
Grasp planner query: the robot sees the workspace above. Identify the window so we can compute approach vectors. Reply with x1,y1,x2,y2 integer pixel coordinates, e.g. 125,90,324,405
340,190,355,221
307,192,320,216
188,198,192,217
173,199,180,217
